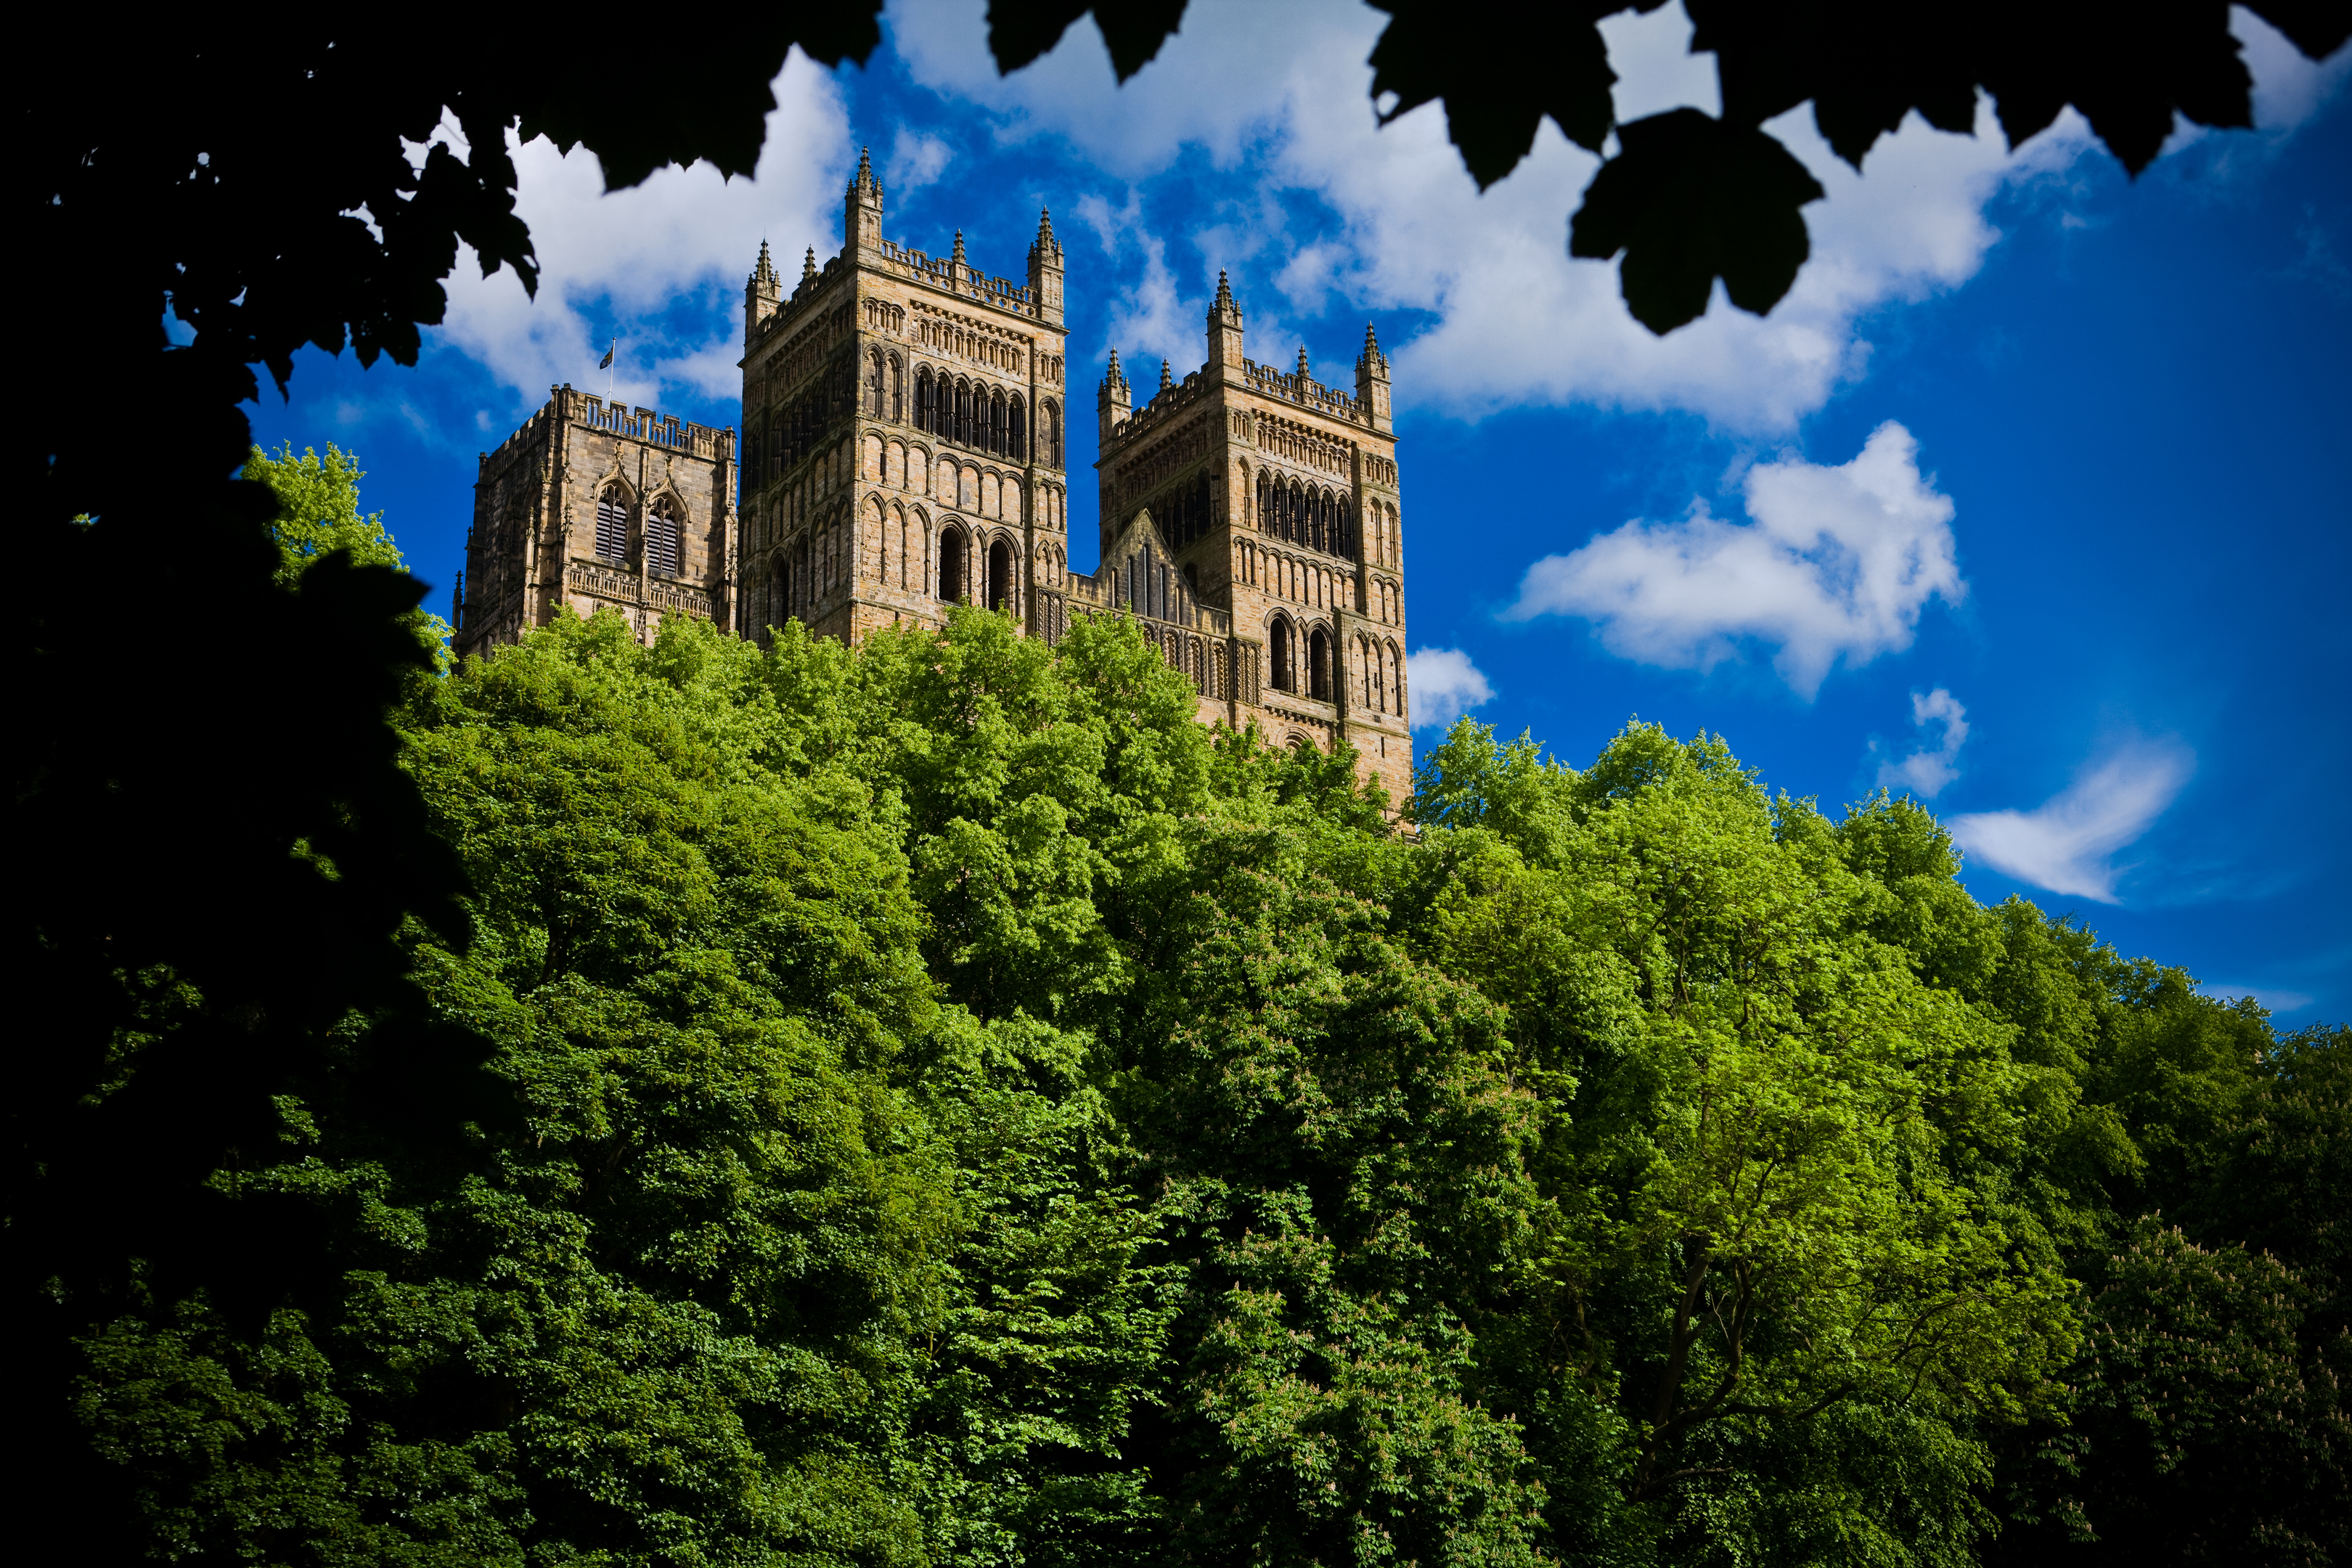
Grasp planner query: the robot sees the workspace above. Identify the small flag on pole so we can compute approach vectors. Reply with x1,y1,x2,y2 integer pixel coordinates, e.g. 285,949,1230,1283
598,340,616,370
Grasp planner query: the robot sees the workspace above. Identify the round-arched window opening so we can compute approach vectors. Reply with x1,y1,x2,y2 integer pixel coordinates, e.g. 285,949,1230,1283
1270,618,1294,693
939,528,965,603
987,539,1013,613
1309,626,1333,701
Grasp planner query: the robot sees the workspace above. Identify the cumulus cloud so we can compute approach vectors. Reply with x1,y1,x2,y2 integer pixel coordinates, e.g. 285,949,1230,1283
1406,648,1495,732
886,126,955,195
1877,687,1970,798
888,0,2104,430
1073,189,1202,370
1948,738,2196,903
427,47,853,413
1502,422,1962,696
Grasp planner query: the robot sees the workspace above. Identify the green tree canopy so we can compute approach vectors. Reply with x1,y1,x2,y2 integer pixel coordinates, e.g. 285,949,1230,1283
56,602,2345,1565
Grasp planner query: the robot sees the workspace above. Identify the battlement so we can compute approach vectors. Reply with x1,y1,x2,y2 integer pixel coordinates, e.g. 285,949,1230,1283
1111,367,1214,449
482,388,731,475
1105,354,1375,459
1238,356,1369,425
748,233,1053,356
751,250,852,349
1105,354,1376,460
874,237,1042,318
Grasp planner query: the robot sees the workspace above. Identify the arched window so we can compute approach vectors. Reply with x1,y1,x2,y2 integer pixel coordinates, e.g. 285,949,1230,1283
938,527,965,603
988,538,1013,613
915,368,933,433
1009,396,1026,462
1309,626,1332,701
1271,618,1294,693
866,350,883,417
646,498,683,576
1042,401,1061,467
989,389,1008,457
889,354,905,422
595,488,628,560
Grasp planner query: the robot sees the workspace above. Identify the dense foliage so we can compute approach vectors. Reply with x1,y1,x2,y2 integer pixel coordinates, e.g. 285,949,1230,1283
54,580,2345,1563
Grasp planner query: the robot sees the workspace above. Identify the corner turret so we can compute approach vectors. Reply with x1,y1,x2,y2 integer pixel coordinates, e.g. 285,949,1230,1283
1027,207,1065,324
1206,269,1244,377
745,239,781,346
846,146,884,257
1098,348,1132,444
1355,322,1392,433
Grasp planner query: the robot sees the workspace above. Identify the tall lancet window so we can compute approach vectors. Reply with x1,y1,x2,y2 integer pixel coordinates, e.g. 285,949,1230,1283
595,489,628,561
646,499,683,576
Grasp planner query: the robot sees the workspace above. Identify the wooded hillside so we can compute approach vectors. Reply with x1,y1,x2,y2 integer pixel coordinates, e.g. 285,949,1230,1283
36,476,2344,1561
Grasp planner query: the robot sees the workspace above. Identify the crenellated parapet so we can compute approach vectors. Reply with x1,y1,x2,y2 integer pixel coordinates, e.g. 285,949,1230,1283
1236,354,1373,425
873,236,1047,318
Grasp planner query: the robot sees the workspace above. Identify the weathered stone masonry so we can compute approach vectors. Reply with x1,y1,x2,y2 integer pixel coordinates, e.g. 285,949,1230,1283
453,395,737,662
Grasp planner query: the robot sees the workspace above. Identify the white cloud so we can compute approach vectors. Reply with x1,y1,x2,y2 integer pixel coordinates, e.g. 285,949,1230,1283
1406,647,1495,732
1501,421,1962,696
2237,4,2352,131
1948,738,2196,903
2198,984,2316,1013
886,126,955,195
428,47,854,414
1073,189,1199,369
886,0,2102,431
1877,687,1970,798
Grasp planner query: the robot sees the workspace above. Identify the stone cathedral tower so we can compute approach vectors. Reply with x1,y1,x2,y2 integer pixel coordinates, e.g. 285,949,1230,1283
735,150,1075,645
457,148,1411,801
1087,274,1411,799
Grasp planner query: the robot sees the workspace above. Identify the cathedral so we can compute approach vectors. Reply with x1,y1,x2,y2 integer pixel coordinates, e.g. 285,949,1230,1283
453,150,1413,798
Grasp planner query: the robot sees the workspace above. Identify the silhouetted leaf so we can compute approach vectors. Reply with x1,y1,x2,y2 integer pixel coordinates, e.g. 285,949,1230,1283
1570,107,1824,332
989,0,1191,81
1689,1,1980,168
1374,0,2348,330
1371,0,1643,178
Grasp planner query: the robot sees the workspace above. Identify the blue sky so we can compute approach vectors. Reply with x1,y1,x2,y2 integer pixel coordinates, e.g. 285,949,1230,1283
248,1,2351,1021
